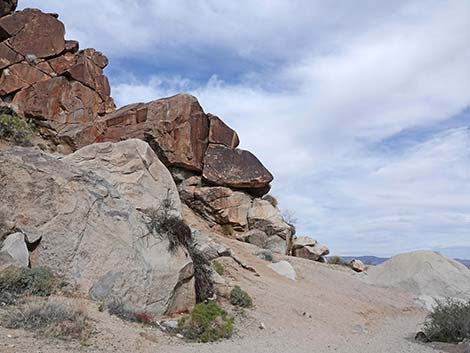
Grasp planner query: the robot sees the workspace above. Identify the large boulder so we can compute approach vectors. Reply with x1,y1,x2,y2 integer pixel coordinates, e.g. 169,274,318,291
0,9,65,58
0,62,50,95
179,178,253,230
292,237,330,261
247,199,293,254
0,0,17,18
97,94,209,172
13,76,107,150
363,251,470,310
207,113,239,148
65,139,181,213
0,232,29,269
0,144,195,316
203,144,273,191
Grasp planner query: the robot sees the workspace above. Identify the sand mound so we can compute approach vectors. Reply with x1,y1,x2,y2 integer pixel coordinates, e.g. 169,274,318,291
363,250,470,309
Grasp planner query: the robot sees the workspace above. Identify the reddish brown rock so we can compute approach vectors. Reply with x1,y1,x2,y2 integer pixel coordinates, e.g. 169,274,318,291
0,41,22,69
0,9,65,58
96,103,147,142
13,76,106,148
0,62,50,95
47,52,76,74
82,48,108,69
64,51,110,100
208,113,239,148
0,0,16,18
203,144,273,190
65,40,79,53
145,94,209,171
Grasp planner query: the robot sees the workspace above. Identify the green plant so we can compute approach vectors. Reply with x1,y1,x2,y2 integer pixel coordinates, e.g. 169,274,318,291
177,301,234,342
422,298,470,343
3,298,92,341
221,224,234,237
328,256,349,266
0,267,57,305
230,286,253,308
0,110,32,146
262,194,278,207
213,260,225,276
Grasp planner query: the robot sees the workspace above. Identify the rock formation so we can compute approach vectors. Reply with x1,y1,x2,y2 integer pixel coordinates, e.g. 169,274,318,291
0,7,114,152
0,141,195,316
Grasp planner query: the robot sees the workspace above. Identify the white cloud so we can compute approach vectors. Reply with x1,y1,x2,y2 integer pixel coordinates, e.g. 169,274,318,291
19,0,470,257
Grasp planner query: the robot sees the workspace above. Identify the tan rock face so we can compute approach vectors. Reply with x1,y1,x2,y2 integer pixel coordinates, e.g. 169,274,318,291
0,144,195,317
203,144,273,190
0,9,65,58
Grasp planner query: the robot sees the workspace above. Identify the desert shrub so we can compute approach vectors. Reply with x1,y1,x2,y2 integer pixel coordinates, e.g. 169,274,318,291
107,300,155,325
0,267,56,305
177,301,234,342
0,110,32,146
221,224,234,237
422,298,470,343
230,286,253,308
145,193,191,253
213,260,225,276
262,194,278,207
328,256,350,267
4,299,92,341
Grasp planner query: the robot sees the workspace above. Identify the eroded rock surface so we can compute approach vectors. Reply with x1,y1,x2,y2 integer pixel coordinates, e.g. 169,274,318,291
0,143,195,316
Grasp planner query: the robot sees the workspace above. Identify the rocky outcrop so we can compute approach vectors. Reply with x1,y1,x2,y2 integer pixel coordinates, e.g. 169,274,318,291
0,0,16,18
0,232,28,269
0,142,195,316
291,236,330,262
0,8,114,152
202,144,273,190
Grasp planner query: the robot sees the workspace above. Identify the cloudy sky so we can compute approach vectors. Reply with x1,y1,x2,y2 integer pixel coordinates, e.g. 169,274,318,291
22,1,470,257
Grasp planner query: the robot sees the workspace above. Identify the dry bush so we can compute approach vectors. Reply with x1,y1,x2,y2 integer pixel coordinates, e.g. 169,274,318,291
230,286,253,308
4,298,92,341
0,107,32,146
0,267,57,305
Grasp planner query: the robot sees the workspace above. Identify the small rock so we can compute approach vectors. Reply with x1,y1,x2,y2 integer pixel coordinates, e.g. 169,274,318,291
176,333,184,339
259,322,265,330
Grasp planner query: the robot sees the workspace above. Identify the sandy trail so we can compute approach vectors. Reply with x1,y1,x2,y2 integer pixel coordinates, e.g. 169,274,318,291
1,234,450,353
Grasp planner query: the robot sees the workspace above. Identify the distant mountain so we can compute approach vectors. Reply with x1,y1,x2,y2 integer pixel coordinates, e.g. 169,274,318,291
338,255,470,268
456,259,470,268
337,256,389,265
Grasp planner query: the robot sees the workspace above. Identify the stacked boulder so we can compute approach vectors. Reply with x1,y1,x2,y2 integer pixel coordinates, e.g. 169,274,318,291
291,236,330,262
0,2,297,256
0,6,114,152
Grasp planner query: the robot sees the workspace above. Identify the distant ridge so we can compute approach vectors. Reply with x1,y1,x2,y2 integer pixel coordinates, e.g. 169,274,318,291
338,255,470,268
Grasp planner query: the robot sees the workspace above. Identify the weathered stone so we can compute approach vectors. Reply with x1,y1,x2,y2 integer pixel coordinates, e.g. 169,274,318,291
0,232,29,268
242,229,268,248
203,144,273,191
248,199,293,254
181,182,252,230
0,9,65,58
47,52,77,74
268,261,296,281
0,0,16,18
82,48,108,69
0,41,22,69
13,76,106,149
65,50,110,99
0,145,195,316
292,242,330,262
208,113,239,148
65,40,79,53
0,62,50,95
65,139,181,213
293,236,317,247
350,259,365,272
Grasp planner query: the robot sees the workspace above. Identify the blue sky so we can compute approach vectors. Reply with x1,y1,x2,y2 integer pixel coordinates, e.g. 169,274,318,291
21,0,470,257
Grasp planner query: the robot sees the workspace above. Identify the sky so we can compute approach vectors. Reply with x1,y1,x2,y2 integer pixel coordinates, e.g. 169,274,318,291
21,0,470,258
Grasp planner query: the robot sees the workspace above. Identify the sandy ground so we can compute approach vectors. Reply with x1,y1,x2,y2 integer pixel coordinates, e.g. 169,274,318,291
0,224,466,353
